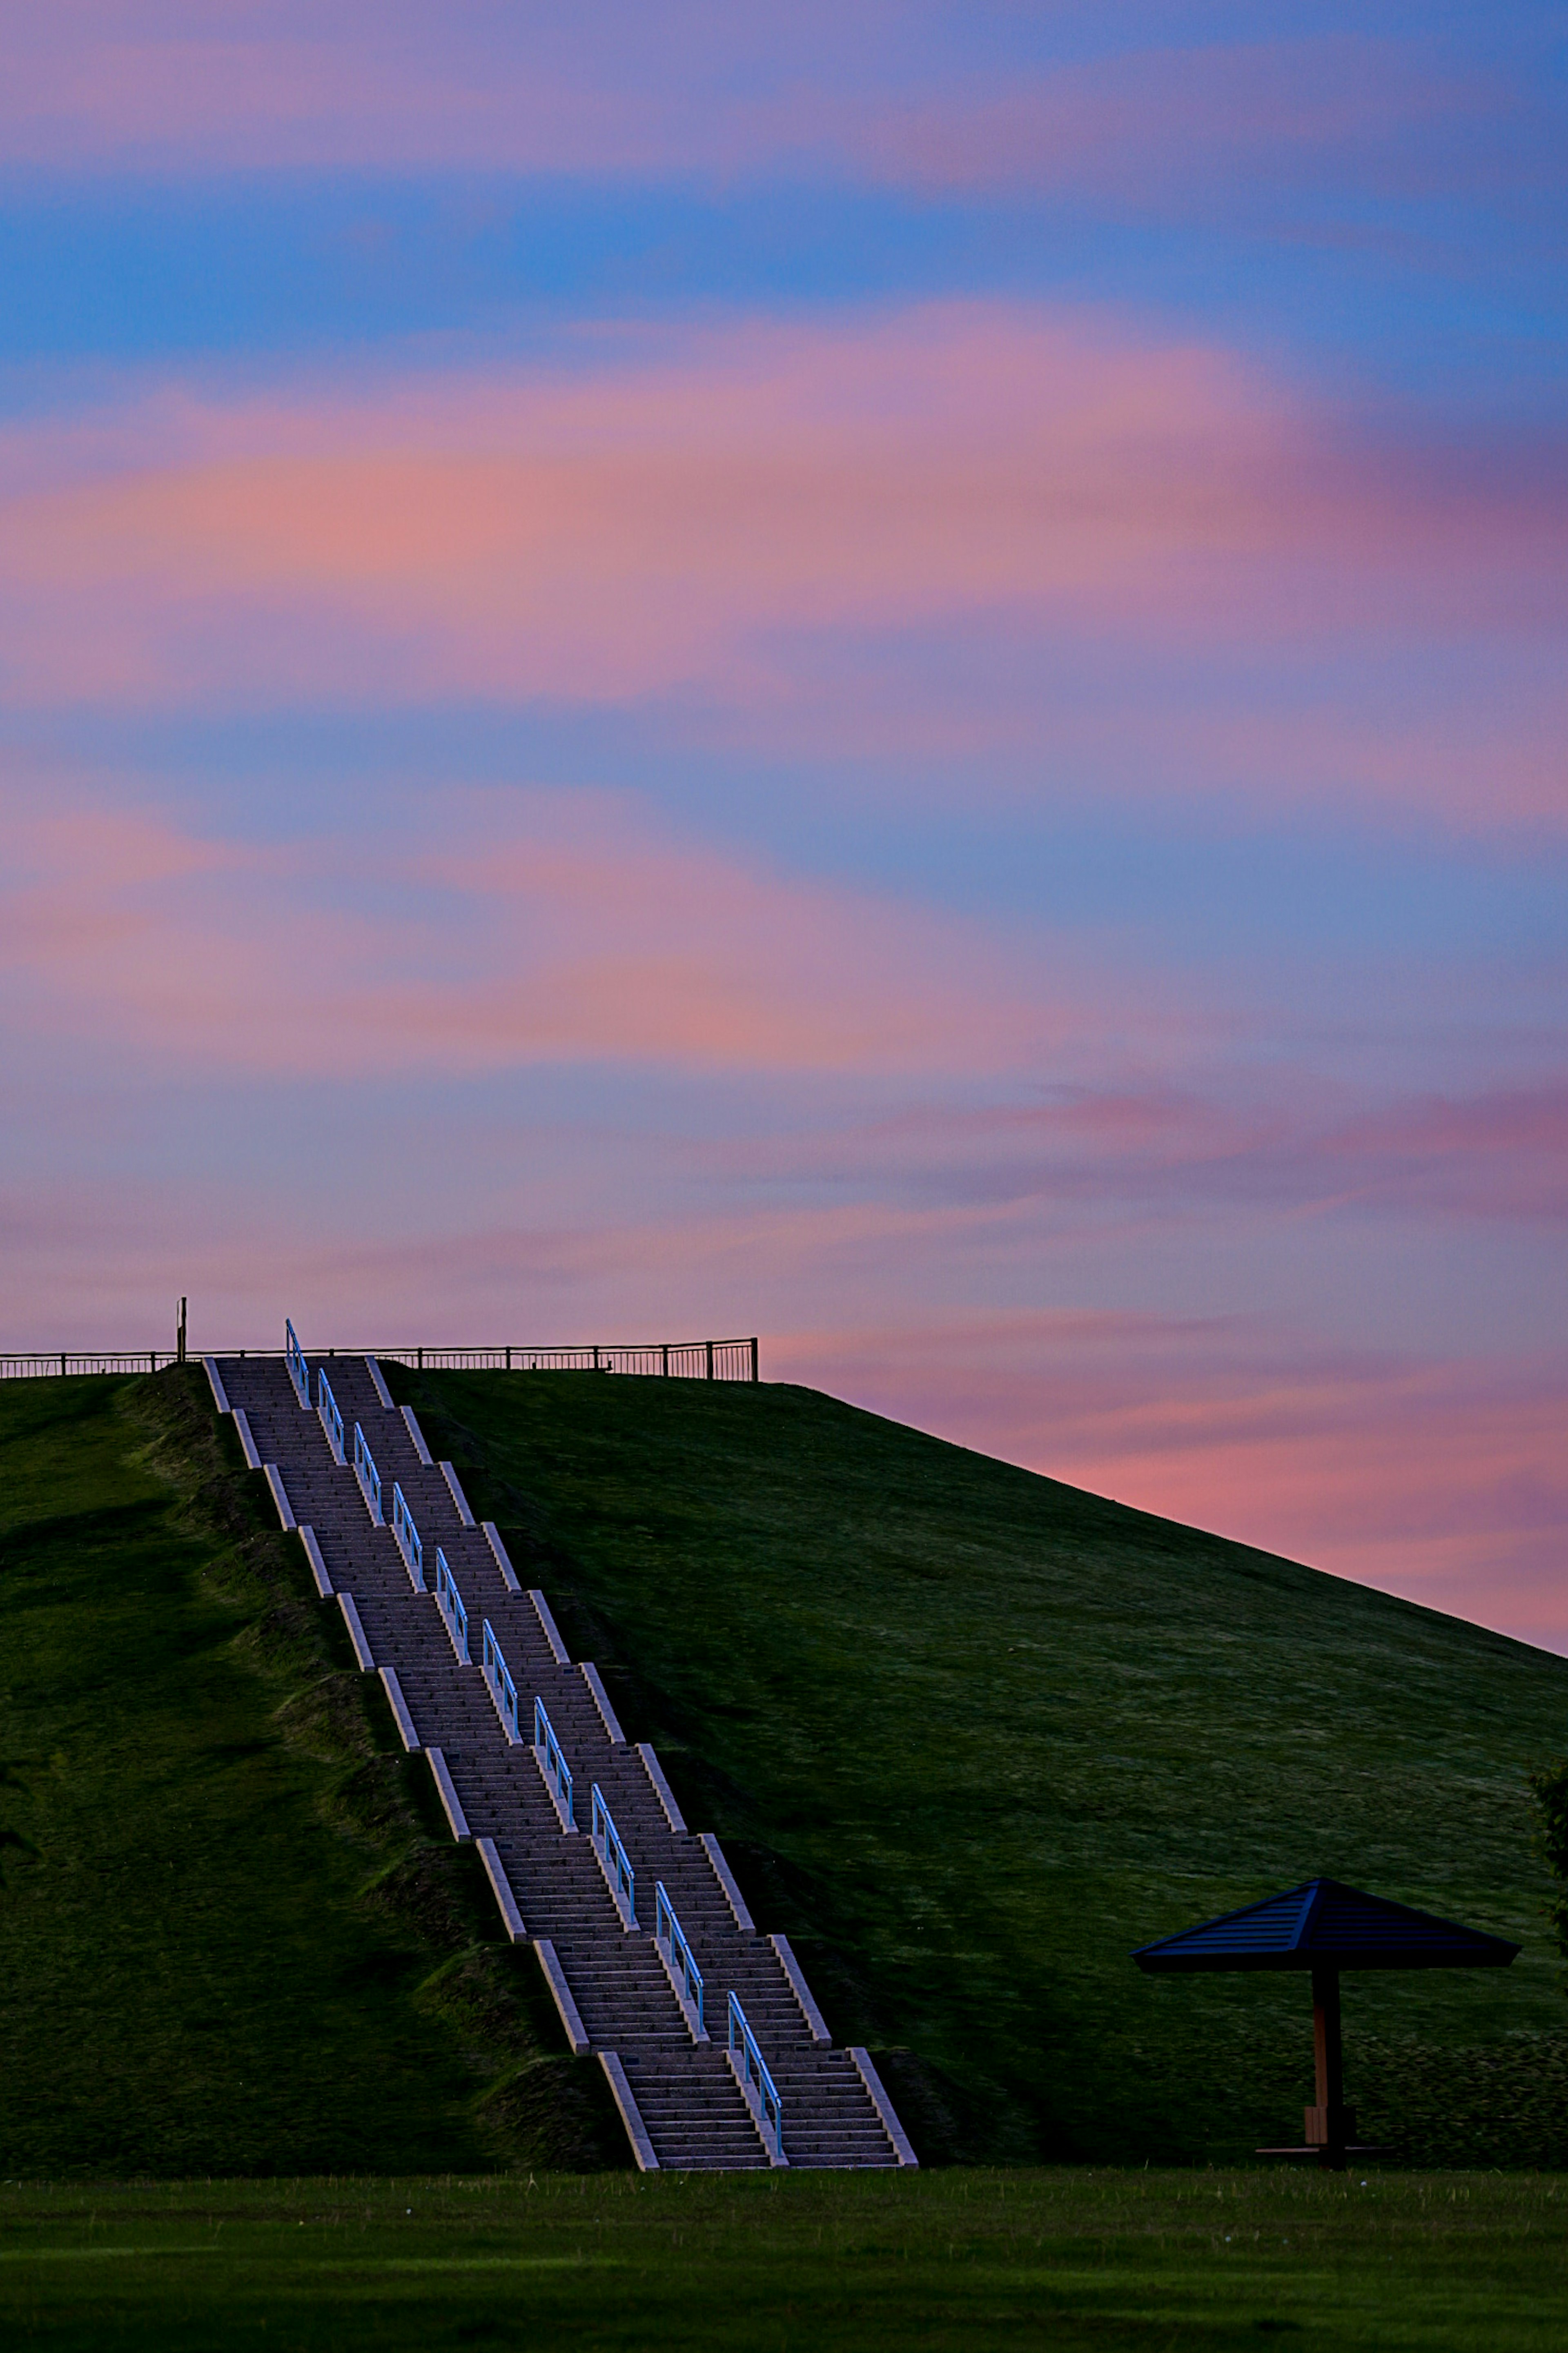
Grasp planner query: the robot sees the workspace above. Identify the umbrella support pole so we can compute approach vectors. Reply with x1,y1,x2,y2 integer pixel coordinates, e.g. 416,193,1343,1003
1304,1964,1356,2167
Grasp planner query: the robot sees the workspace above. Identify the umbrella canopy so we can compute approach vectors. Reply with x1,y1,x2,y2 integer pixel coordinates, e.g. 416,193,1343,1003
1132,1878,1519,1974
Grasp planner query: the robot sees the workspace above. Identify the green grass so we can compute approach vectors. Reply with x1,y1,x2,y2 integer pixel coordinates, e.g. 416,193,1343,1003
4,2170,1568,2349
388,1366,1568,2169
0,1370,622,2176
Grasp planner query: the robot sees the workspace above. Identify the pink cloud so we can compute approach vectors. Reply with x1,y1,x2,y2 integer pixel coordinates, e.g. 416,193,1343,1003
0,307,1299,700
719,1072,1568,1229
1321,1088,1568,1223
0,4,668,176
843,38,1533,206
0,768,1143,1081
2,306,1563,830
1,8,1541,220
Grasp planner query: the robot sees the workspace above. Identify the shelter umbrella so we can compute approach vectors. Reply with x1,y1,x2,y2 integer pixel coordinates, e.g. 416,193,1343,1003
1133,1879,1519,2165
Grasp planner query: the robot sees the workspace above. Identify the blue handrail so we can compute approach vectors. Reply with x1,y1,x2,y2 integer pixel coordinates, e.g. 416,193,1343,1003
353,1421,383,1524
655,1881,703,2035
481,1619,519,1743
591,1783,637,1928
392,1480,424,1588
533,1695,573,1827
285,1318,310,1409
728,1992,784,2162
435,1546,469,1664
317,1366,345,1464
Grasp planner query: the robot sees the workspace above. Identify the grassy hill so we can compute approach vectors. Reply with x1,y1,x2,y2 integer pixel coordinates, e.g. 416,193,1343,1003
383,1363,1568,2169
4,1359,1567,2178
0,1369,621,2176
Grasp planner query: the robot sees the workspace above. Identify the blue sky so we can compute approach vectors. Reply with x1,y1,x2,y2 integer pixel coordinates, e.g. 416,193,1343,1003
1,2,1564,1639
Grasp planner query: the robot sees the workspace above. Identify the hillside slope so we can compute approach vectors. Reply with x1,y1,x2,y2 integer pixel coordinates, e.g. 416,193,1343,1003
390,1364,1568,2167
0,1370,621,2176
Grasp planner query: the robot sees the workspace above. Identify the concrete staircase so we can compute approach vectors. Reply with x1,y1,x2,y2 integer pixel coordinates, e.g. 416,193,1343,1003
212,1348,915,2174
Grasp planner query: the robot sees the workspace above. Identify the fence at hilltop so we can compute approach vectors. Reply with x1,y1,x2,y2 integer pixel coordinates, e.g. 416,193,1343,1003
0,1336,760,1382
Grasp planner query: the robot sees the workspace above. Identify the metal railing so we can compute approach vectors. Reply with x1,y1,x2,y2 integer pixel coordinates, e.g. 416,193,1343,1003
482,1619,520,1743
371,1338,760,1382
590,1784,637,1928
2,1336,758,1382
0,1352,180,1378
655,1881,704,2036
317,1367,345,1465
285,1318,310,1409
434,1547,469,1664
353,1422,383,1525
533,1695,573,1826
391,1481,424,1588
728,1992,784,2162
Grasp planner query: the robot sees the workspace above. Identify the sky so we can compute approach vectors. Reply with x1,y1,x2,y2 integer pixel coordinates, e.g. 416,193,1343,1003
2,3,1565,1645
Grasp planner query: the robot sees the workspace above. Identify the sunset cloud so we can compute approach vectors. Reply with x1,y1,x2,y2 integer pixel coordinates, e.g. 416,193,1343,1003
844,37,1542,207
0,306,1305,705
3,7,1547,224
0,770,1126,1080
741,1075,1568,1229
2,305,1563,832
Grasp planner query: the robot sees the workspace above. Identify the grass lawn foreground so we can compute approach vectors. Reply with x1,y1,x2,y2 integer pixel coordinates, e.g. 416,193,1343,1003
3,2170,1566,2351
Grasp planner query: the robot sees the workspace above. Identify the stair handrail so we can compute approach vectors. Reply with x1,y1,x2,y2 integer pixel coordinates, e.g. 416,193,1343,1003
591,1783,637,1927
392,1480,424,1587
481,1618,520,1742
533,1695,573,1825
352,1422,383,1523
285,1318,310,1409
317,1367,345,1465
434,1546,469,1663
655,1881,704,2035
728,1992,784,2162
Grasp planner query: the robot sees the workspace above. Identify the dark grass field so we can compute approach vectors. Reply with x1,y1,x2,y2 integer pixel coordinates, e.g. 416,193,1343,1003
4,2170,1566,2350
0,1370,624,2177
389,1364,1568,2170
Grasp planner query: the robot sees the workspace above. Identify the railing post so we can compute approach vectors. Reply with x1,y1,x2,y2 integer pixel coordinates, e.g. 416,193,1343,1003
706,1340,714,1380
482,1621,521,1744
591,1783,637,1928
653,1879,704,2038
726,1992,784,2162
392,1482,423,1587
354,1422,383,1524
531,1693,573,1824
750,1337,758,1382
318,1367,345,1464
435,1547,469,1664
